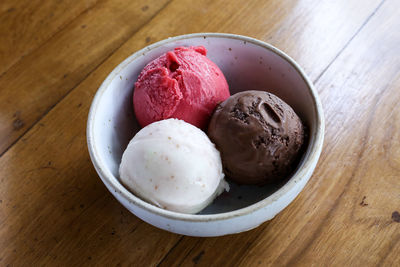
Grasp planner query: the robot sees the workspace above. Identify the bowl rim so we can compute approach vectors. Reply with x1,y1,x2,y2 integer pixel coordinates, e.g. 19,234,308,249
87,32,325,222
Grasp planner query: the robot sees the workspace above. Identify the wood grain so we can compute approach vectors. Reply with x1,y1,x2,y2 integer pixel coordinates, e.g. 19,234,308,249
0,0,98,75
0,0,169,154
0,0,399,266
237,0,400,265
0,45,181,266
0,0,380,155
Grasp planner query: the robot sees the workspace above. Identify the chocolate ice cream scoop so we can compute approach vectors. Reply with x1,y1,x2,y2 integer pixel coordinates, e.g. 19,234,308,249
207,90,305,185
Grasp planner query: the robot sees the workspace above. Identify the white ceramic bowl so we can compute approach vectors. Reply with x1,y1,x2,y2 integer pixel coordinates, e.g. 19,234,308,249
87,33,324,237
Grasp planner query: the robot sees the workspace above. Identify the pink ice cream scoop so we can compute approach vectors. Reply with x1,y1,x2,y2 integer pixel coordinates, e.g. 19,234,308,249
133,46,230,129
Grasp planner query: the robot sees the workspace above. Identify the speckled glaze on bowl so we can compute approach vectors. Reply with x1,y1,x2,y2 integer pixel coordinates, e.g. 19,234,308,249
87,33,324,237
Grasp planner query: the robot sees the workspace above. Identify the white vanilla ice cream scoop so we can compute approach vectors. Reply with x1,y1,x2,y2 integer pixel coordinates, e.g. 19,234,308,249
119,119,229,214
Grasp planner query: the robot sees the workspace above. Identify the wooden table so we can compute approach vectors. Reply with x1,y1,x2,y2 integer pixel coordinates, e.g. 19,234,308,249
1,0,399,265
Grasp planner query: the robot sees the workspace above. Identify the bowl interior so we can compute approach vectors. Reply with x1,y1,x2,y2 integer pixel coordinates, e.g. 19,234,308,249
91,35,317,214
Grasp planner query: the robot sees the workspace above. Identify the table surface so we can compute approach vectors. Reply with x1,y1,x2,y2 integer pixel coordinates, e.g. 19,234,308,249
1,0,399,266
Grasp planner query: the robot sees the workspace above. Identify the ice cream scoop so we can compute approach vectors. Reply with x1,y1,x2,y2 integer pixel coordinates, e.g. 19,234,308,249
119,119,229,214
133,46,230,129
208,90,305,185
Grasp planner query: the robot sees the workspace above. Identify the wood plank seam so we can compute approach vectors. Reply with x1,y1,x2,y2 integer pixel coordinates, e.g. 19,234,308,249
312,0,386,85
0,0,174,159
237,1,391,263
173,238,202,267
0,0,101,79
283,83,390,266
40,194,144,259
308,0,387,163
155,235,185,266
154,0,388,264
1,0,395,264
